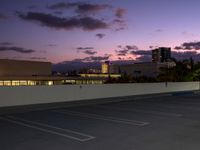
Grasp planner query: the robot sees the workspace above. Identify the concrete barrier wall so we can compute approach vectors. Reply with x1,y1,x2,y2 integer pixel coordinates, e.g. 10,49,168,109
0,82,199,108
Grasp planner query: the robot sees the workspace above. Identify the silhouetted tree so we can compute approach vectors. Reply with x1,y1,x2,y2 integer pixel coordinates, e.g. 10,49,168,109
190,57,194,71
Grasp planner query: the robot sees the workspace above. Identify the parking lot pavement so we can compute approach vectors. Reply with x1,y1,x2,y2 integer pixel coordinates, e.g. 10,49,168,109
1,94,200,150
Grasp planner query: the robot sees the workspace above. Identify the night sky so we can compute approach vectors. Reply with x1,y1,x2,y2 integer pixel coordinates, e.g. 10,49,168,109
1,0,200,64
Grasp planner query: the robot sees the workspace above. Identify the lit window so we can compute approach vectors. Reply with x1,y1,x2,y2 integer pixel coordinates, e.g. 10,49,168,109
12,80,20,86
65,80,76,84
4,81,11,86
48,81,53,86
19,80,27,86
28,80,36,86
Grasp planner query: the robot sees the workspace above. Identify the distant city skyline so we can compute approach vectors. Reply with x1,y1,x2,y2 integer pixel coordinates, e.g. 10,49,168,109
1,0,200,64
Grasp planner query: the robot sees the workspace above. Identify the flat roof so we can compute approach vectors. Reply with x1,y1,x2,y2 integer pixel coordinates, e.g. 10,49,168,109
0,76,106,80
0,59,51,64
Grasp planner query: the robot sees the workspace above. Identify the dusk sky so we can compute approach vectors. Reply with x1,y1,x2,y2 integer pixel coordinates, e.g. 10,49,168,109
1,0,200,64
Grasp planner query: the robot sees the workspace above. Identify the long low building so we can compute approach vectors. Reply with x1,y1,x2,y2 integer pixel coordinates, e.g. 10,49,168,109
0,76,105,86
109,62,176,77
0,59,52,76
0,59,106,86
79,73,121,78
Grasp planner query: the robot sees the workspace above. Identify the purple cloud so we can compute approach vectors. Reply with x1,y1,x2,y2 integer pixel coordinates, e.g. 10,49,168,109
115,8,126,18
130,50,151,55
0,42,13,46
83,50,97,55
96,33,106,39
76,3,111,14
47,2,78,10
48,2,111,14
175,41,200,50
116,45,139,56
17,12,109,31
0,46,36,53
75,55,110,62
77,47,94,50
172,51,200,61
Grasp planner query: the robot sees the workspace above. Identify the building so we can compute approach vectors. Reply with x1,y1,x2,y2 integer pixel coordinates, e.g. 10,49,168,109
79,73,121,78
0,59,51,76
0,59,106,86
78,61,121,80
101,61,110,74
0,76,105,86
109,62,175,78
100,47,174,78
152,47,171,63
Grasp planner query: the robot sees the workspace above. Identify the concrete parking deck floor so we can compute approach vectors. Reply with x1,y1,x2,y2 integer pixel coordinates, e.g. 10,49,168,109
1,94,200,150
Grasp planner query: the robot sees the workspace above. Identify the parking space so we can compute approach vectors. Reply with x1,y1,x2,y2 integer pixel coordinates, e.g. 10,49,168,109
1,94,200,150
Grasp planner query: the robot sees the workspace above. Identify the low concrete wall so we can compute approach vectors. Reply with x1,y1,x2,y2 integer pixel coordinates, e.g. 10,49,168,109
0,82,199,108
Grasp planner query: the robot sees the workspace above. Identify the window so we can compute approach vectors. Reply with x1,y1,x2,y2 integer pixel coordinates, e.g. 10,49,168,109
28,80,36,86
47,81,53,86
19,80,27,86
12,80,20,86
3,81,11,86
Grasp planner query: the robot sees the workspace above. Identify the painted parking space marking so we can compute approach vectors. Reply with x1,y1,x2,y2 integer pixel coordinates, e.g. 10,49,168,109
0,116,95,142
95,105,183,117
53,110,149,126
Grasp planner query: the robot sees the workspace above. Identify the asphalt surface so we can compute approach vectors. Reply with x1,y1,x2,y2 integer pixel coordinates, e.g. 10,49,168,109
1,94,200,150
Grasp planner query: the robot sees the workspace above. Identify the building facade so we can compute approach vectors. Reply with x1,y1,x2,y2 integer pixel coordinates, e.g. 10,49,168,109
0,59,106,86
109,62,174,78
101,61,110,74
152,47,171,63
0,59,52,76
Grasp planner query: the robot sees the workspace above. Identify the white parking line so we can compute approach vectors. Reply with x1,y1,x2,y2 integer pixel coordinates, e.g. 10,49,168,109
53,110,149,126
95,105,183,117
0,116,95,142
